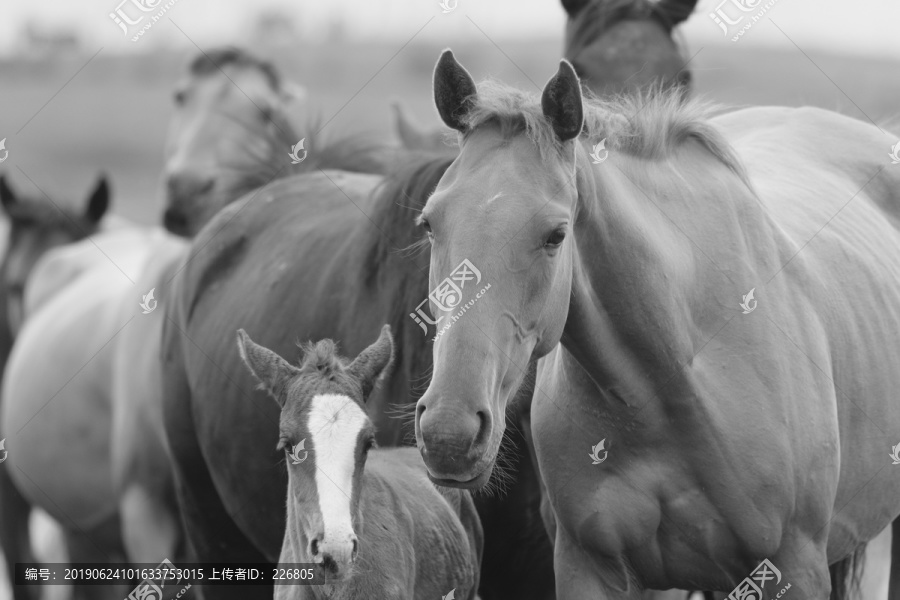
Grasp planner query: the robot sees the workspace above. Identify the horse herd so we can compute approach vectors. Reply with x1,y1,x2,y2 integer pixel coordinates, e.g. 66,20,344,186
1,1,900,599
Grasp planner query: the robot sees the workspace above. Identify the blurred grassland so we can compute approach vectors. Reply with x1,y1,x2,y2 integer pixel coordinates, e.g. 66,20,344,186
0,38,898,226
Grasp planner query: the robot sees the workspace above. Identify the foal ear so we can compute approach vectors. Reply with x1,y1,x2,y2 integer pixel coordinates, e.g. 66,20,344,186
541,60,584,143
84,175,110,224
236,329,298,406
433,49,477,133
0,176,17,213
347,324,394,401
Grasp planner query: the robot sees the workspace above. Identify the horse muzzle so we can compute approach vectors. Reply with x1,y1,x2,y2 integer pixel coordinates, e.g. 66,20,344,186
415,392,496,487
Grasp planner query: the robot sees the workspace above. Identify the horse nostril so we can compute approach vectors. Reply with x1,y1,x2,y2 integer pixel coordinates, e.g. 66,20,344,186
321,554,337,574
351,538,359,558
473,409,491,447
309,538,320,557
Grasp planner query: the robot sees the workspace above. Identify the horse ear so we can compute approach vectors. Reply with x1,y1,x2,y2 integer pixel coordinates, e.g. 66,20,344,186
85,175,109,224
655,0,699,27
433,49,477,133
561,0,590,17
236,329,298,407
541,60,584,142
347,324,394,401
0,176,17,214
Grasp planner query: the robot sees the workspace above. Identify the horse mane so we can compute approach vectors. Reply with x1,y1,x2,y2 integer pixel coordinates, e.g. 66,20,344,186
363,155,454,282
458,81,751,187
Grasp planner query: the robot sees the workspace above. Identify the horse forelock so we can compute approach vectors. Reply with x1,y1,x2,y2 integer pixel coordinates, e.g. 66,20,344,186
459,81,750,188
188,46,282,91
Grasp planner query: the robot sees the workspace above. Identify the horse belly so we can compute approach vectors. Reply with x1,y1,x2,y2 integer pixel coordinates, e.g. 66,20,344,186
2,282,127,528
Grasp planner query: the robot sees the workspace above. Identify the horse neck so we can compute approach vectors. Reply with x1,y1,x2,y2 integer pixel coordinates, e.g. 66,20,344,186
562,140,765,414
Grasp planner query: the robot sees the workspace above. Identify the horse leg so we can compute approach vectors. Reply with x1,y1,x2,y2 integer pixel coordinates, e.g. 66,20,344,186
120,483,181,564
163,349,271,600
63,514,132,600
553,530,641,600
889,518,900,600
0,465,36,600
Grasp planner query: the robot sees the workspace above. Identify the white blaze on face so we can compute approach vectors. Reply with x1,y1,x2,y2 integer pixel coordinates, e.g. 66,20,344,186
307,393,367,548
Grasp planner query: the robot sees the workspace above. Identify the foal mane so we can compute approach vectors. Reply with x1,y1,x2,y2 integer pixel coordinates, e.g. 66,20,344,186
459,81,750,186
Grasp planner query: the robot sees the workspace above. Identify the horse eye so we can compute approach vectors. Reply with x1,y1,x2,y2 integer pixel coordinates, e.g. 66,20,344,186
363,438,375,453
421,219,433,239
544,228,566,249
173,90,187,105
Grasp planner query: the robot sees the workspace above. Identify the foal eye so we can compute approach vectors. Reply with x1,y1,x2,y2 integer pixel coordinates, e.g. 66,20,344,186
544,227,567,249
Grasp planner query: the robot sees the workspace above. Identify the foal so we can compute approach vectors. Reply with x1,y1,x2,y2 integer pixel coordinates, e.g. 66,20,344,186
237,325,483,600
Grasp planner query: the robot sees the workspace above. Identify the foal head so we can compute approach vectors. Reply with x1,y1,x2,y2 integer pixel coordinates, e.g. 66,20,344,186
163,47,304,237
0,175,108,336
237,326,394,580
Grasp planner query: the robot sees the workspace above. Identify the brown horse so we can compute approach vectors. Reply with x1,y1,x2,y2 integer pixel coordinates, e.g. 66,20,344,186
416,49,900,599
394,0,698,153
237,325,483,599
0,174,109,600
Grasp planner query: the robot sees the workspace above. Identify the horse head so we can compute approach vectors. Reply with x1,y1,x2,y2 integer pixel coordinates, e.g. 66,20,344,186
0,174,109,337
162,47,304,237
237,325,394,581
562,0,698,96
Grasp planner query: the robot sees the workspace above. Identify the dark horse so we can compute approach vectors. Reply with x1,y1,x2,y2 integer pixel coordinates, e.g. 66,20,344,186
0,174,109,600
161,151,555,599
394,0,699,154
561,0,698,95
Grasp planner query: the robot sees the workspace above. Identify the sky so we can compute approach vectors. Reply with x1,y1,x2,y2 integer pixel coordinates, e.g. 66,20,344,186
0,0,898,59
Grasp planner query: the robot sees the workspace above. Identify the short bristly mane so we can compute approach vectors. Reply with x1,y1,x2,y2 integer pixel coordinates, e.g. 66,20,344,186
458,81,750,187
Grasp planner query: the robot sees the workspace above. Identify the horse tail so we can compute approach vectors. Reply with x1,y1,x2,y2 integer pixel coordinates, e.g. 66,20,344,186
829,543,867,600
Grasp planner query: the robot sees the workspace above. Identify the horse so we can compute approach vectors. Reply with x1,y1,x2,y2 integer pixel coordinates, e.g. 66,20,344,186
162,46,389,237
393,0,698,153
415,49,900,599
0,174,110,600
0,45,390,600
236,325,483,599
161,149,556,598
562,0,697,95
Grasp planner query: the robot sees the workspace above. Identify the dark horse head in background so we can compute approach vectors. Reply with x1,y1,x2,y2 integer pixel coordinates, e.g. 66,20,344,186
394,0,699,153
562,0,699,95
